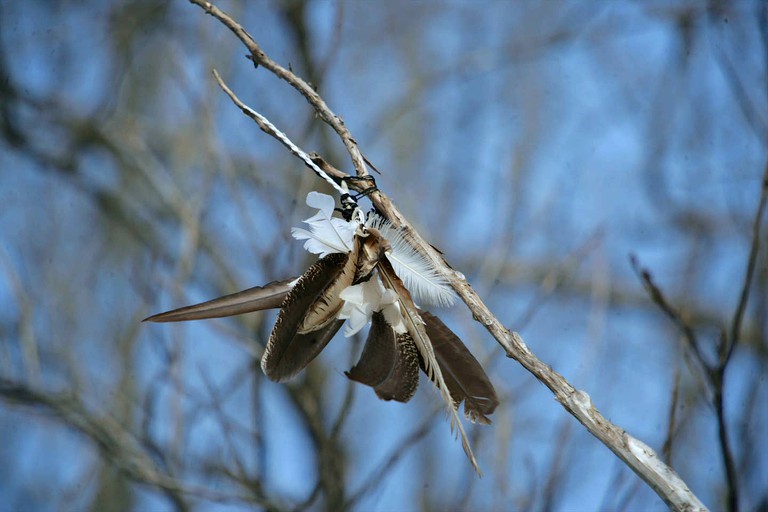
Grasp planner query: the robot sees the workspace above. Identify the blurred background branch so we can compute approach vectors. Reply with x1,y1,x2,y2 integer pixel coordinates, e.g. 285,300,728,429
0,1,765,511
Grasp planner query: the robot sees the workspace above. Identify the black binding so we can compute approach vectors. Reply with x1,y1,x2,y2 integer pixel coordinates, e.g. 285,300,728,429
335,175,378,221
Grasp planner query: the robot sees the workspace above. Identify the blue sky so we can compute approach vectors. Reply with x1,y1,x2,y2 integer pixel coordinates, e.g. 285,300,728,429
0,1,766,510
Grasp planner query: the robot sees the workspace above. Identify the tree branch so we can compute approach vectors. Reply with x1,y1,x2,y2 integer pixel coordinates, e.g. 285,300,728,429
189,0,368,178
630,255,711,374
726,160,768,366
631,161,768,512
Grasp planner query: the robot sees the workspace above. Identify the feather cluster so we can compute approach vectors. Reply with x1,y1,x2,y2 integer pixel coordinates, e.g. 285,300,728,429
146,190,497,475
290,191,487,473
291,192,457,314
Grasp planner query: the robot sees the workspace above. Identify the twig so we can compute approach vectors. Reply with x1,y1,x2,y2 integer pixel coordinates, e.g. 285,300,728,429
630,255,709,372
631,256,734,512
725,161,768,366
189,0,368,178
632,162,768,512
211,70,350,197
662,369,681,464
0,250,41,385
717,160,767,512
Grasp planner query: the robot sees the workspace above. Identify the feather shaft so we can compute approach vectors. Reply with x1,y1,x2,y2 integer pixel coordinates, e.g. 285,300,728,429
375,248,481,474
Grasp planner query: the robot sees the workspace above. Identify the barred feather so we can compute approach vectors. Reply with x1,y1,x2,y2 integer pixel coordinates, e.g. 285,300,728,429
375,251,481,474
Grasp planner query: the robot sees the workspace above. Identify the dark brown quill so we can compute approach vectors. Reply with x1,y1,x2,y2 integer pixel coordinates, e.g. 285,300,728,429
143,279,293,323
420,311,498,424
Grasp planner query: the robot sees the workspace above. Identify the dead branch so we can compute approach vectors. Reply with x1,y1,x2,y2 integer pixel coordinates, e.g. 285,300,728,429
189,0,368,178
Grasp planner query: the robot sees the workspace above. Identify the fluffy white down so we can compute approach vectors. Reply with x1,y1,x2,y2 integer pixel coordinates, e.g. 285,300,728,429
291,191,455,334
366,214,457,308
337,277,406,336
291,191,356,257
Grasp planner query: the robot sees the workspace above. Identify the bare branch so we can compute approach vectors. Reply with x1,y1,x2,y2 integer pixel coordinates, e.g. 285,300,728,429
211,70,352,200
716,160,768,512
188,0,368,177
630,255,710,373
0,379,256,507
726,161,768,366
631,160,768,512
662,370,681,464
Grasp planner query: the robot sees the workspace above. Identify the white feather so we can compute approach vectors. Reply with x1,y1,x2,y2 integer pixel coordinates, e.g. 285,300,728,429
291,191,356,257
366,214,457,307
337,276,406,337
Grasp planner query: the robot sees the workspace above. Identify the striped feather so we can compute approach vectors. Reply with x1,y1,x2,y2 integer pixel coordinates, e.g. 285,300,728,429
261,248,356,382
346,311,420,403
372,233,481,474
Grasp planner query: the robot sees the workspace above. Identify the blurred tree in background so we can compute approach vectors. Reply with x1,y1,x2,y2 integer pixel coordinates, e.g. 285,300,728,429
0,1,765,511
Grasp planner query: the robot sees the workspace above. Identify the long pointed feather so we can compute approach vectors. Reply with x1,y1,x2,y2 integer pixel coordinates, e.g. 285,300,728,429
419,311,498,424
143,280,294,323
262,249,356,382
375,248,481,474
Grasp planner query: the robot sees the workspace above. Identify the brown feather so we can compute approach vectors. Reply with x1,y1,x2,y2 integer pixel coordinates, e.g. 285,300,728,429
143,280,293,323
373,331,420,403
346,311,420,403
297,259,358,333
419,311,498,424
261,250,355,382
374,244,482,474
346,311,396,387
